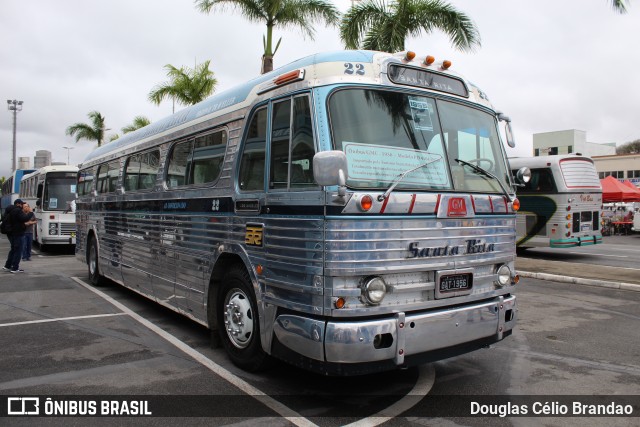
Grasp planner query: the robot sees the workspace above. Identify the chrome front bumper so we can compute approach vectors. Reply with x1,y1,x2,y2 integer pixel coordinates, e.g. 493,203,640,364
273,295,516,364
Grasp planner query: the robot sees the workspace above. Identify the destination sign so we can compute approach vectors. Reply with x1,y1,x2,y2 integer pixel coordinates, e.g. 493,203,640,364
388,65,468,97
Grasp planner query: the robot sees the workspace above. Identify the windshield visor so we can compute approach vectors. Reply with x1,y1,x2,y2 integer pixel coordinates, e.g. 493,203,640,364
328,89,509,193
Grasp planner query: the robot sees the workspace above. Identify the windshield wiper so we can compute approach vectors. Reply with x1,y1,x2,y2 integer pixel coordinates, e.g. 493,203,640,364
454,158,515,201
378,156,442,201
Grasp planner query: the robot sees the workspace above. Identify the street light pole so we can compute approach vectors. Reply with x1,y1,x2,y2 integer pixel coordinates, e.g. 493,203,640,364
62,146,74,165
7,99,23,172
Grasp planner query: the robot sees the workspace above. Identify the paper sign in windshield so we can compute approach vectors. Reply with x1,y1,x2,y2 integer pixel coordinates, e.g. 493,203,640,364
409,97,434,131
344,142,450,186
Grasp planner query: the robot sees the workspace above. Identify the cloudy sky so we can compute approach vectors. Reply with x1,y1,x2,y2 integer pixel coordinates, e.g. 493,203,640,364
1,0,638,179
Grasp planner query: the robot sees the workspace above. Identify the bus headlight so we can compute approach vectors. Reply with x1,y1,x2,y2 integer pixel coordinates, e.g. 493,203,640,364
49,223,59,235
361,276,387,305
496,265,511,287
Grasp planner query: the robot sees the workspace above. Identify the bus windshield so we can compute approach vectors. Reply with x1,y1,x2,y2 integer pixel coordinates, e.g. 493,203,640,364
43,172,77,211
328,88,509,193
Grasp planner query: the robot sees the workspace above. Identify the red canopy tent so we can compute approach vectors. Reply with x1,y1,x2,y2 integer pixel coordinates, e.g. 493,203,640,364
622,180,640,190
600,176,640,202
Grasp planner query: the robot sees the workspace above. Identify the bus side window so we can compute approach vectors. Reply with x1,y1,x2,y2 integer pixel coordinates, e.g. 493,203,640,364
124,155,141,191
138,150,160,190
96,164,109,194
107,161,120,193
239,107,267,192
290,96,316,188
191,131,226,185
270,100,292,190
167,140,192,188
267,95,316,191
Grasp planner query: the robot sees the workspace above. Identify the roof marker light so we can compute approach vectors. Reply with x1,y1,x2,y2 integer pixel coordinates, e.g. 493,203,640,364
423,55,435,66
404,51,416,61
441,60,452,70
274,69,305,85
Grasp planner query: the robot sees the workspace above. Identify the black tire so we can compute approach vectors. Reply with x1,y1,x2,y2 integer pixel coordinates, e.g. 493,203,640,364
87,236,106,286
217,265,270,372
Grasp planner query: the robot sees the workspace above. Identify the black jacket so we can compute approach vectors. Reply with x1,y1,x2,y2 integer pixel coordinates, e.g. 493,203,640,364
5,205,30,236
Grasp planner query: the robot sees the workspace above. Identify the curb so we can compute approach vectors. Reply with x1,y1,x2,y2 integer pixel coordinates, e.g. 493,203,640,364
517,270,640,293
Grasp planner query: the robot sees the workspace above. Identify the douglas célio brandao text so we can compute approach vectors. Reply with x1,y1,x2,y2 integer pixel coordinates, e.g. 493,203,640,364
470,400,635,417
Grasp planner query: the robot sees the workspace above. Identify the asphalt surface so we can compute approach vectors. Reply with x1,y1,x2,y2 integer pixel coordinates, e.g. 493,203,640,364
516,234,640,291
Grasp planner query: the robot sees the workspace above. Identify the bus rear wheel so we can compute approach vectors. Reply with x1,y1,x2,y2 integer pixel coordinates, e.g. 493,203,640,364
87,236,105,286
217,266,270,372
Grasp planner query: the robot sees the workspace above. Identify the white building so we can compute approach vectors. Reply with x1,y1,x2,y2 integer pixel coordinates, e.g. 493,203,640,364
532,129,616,157
34,150,52,169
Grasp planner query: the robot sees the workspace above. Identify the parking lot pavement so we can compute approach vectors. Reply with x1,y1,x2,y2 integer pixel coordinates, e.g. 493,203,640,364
516,234,640,290
0,239,269,419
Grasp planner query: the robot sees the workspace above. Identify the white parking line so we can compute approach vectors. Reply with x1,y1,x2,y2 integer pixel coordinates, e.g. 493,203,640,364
0,313,127,328
342,364,435,427
70,276,435,424
568,251,629,258
71,276,317,426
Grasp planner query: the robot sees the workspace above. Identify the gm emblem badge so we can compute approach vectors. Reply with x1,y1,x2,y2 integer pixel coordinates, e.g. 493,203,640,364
245,224,264,247
447,197,467,217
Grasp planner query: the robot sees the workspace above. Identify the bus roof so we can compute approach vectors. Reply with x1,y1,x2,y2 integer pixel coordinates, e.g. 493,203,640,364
82,50,492,167
509,154,595,169
21,165,79,181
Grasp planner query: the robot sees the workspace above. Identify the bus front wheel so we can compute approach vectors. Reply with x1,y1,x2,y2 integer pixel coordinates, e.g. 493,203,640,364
217,266,270,372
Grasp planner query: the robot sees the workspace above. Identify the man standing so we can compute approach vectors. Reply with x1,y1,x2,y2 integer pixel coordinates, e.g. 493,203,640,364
22,202,36,261
3,199,36,273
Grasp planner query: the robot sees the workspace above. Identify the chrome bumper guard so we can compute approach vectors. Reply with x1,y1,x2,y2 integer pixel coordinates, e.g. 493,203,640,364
273,295,516,364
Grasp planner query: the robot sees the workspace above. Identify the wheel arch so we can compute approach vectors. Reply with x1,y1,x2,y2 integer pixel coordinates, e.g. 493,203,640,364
206,252,249,334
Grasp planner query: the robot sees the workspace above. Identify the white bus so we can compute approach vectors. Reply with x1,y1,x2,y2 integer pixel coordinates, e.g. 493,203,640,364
20,165,79,249
76,50,528,375
509,155,603,248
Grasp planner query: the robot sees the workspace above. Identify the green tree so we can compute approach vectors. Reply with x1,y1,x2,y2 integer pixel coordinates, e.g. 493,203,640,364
65,111,107,147
616,139,640,154
195,0,340,74
611,0,630,13
148,60,217,112
340,0,480,53
122,116,151,134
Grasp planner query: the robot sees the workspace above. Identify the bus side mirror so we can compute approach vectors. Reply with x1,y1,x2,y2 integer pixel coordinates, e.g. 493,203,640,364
313,151,348,197
516,167,531,184
497,112,516,148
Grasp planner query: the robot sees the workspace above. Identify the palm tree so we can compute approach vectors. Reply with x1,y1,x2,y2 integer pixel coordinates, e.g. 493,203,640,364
148,60,217,112
340,0,480,53
122,116,151,134
195,0,340,74
66,111,107,147
611,0,630,13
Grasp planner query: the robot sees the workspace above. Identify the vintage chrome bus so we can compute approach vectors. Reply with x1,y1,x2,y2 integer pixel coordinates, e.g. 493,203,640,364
1,168,35,211
510,155,603,248
76,50,527,375
20,165,79,249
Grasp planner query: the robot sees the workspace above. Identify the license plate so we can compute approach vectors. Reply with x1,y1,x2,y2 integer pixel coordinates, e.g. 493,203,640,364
581,224,591,231
439,273,473,293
